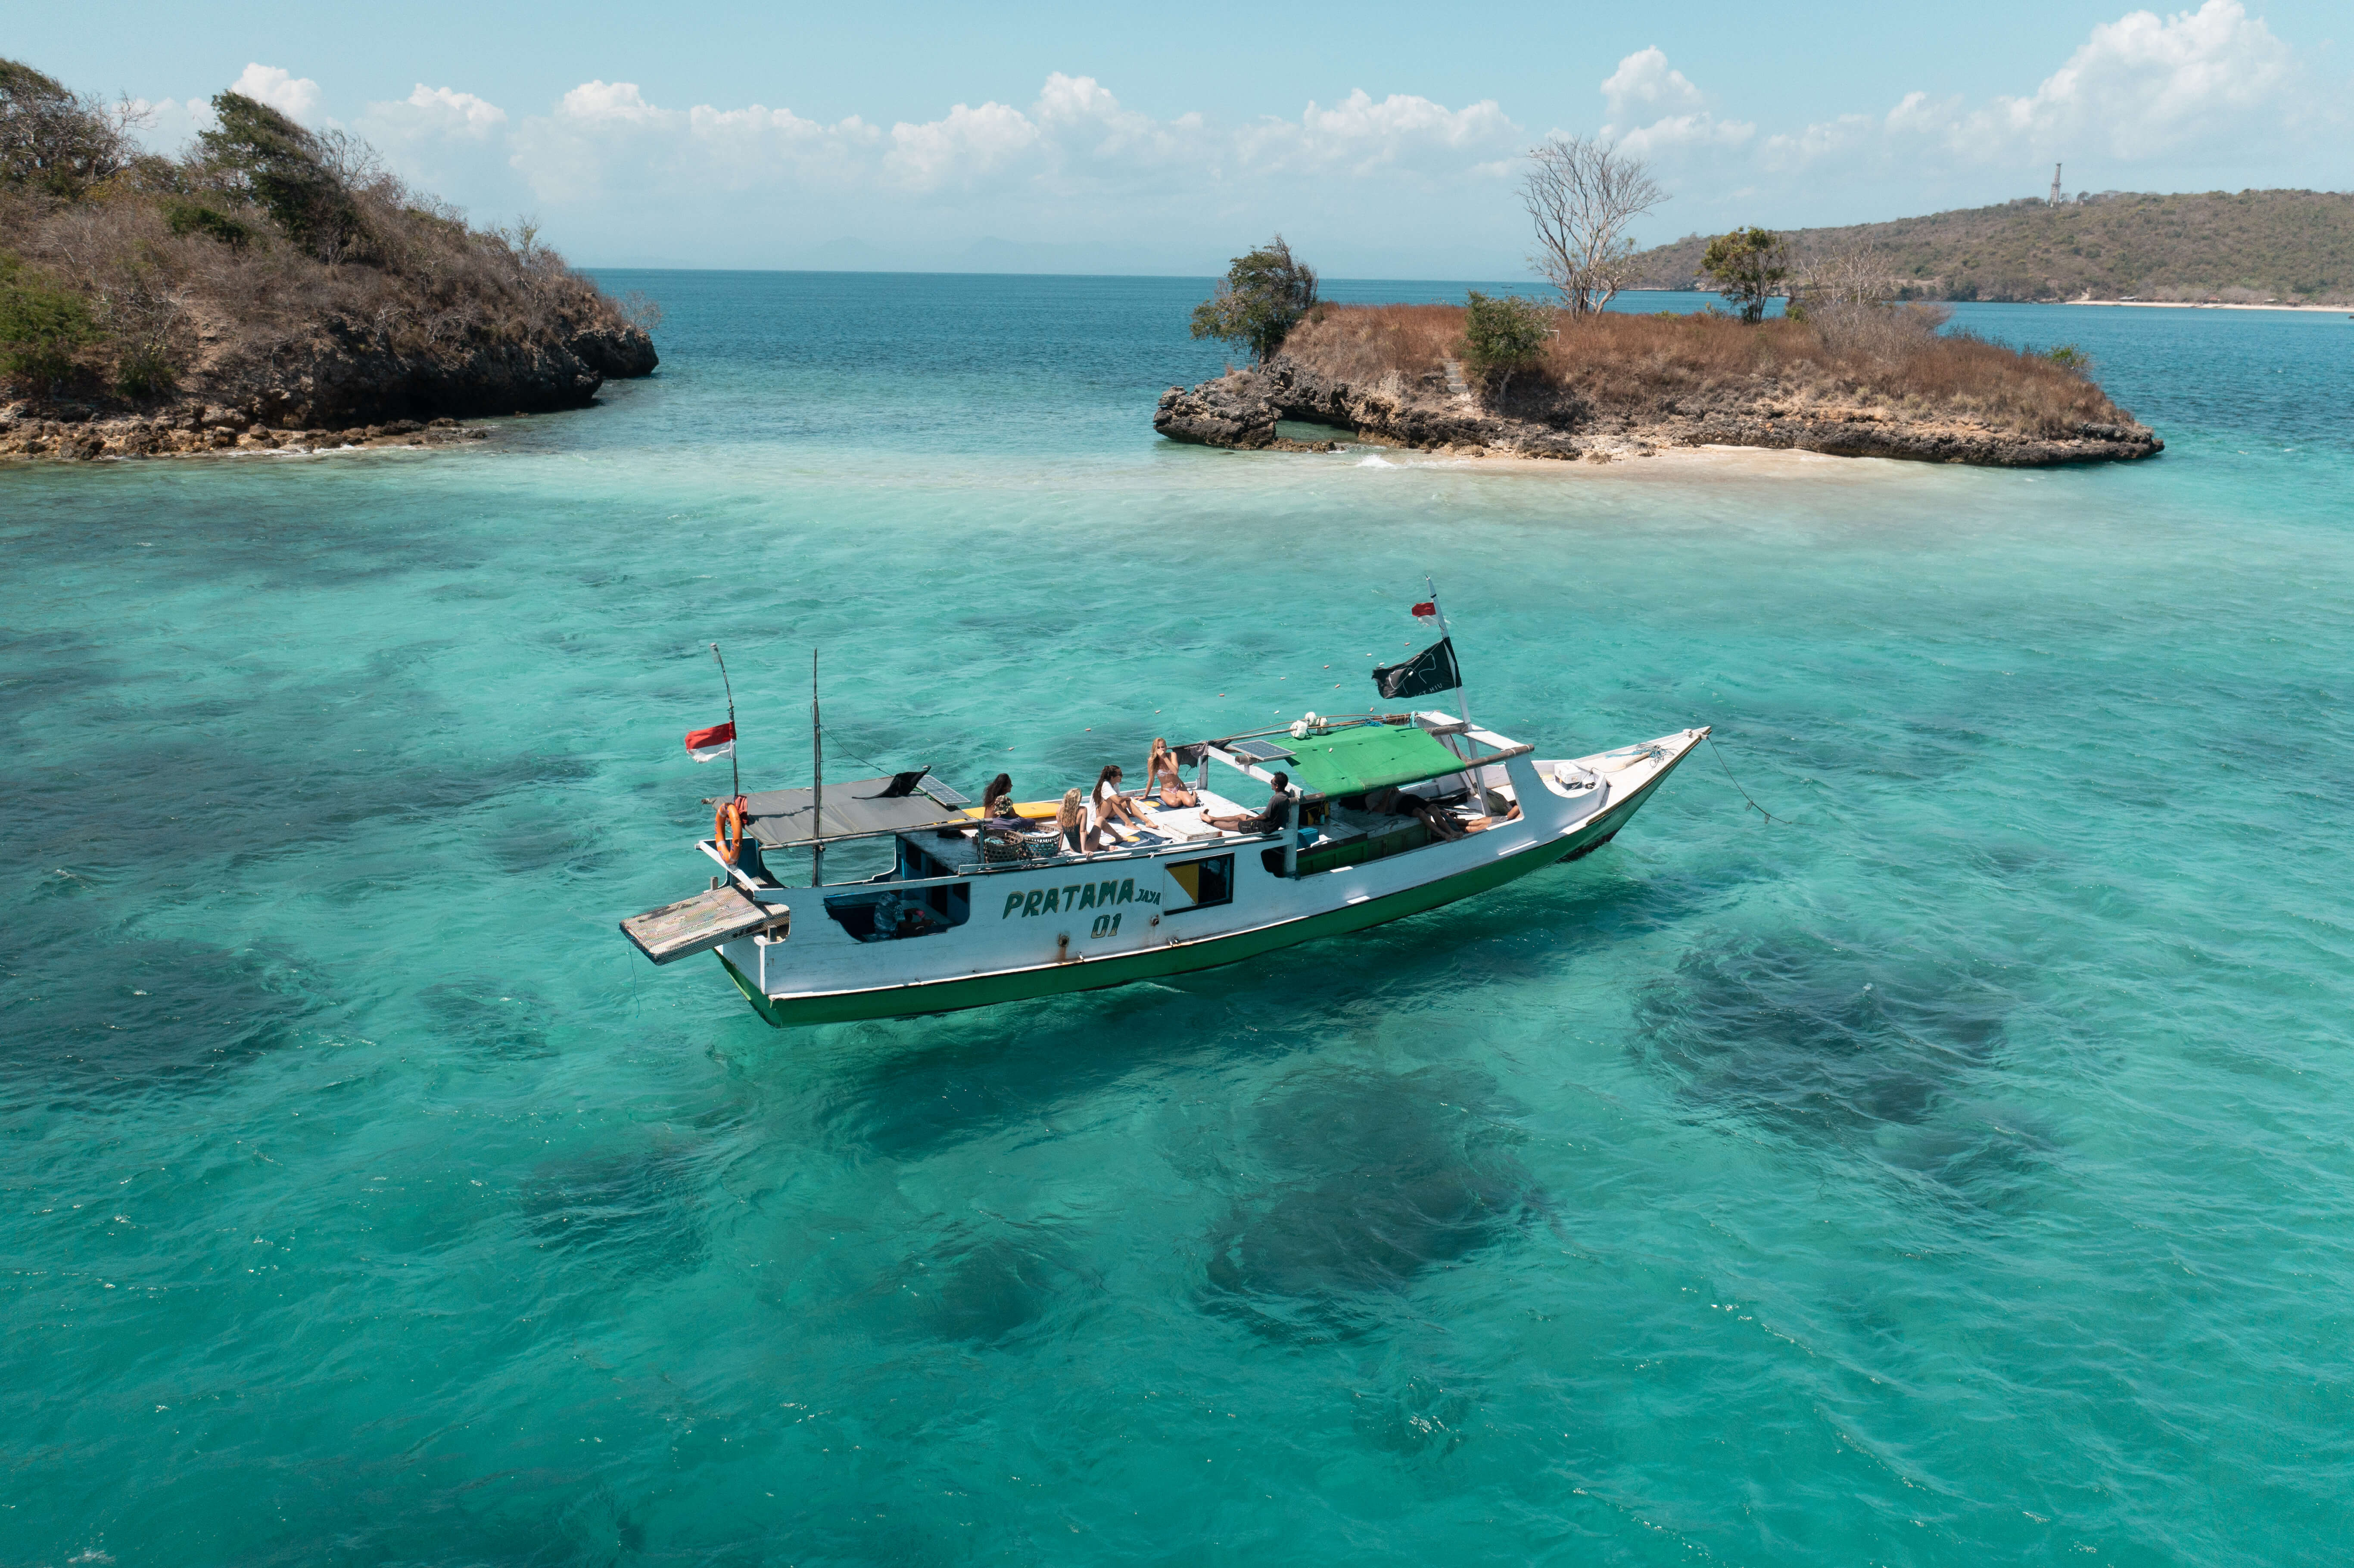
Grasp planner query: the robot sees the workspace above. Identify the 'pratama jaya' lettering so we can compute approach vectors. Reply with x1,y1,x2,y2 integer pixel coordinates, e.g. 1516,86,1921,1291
1002,878,1160,919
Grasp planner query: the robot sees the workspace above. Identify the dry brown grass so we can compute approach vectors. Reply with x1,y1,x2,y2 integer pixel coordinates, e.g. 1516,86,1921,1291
1280,302,2132,436
1282,302,1463,386
1,168,637,406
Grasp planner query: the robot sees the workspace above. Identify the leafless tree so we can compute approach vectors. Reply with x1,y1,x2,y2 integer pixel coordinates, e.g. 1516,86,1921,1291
1520,135,1664,315
1792,247,1898,313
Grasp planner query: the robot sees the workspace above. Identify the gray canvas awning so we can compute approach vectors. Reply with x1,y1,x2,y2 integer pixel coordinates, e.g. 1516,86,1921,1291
742,773,969,848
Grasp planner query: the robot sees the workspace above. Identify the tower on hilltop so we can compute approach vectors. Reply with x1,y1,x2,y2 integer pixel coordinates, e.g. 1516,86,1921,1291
2049,163,2064,205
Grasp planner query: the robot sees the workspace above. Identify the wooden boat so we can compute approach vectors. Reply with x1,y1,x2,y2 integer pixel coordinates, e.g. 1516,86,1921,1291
623,702,1706,1027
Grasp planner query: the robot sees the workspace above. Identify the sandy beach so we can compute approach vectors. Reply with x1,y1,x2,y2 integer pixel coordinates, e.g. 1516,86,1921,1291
2068,299,2351,314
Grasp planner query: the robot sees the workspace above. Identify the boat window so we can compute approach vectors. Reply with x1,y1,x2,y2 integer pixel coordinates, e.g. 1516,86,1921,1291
1164,854,1233,914
824,881,971,942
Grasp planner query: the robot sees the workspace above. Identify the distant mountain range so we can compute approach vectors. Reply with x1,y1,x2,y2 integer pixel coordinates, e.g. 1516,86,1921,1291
1628,190,2354,305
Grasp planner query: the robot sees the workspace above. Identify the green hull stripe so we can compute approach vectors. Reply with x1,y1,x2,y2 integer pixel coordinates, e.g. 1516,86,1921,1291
717,758,1683,1028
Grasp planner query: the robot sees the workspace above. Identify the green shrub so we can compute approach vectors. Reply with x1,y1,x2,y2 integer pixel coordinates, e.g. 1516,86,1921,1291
2043,344,2090,371
1190,236,1319,363
113,339,176,398
1459,291,1554,396
163,198,253,248
0,252,96,389
197,92,357,259
1701,227,1790,324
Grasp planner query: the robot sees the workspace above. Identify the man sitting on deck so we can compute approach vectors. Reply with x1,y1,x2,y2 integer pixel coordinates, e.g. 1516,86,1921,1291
1204,772,1298,835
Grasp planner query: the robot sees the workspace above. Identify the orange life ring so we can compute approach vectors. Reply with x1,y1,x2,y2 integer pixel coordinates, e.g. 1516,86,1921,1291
714,796,748,864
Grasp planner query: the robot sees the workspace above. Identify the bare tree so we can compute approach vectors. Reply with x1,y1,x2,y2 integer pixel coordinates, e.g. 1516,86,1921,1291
1520,135,1664,315
1791,247,1897,314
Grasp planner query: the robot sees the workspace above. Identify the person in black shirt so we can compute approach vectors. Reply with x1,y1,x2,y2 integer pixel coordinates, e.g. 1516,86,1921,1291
1206,772,1297,834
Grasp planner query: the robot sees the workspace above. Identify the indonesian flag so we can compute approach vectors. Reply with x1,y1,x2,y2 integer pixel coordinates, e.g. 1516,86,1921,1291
684,720,735,763
1411,600,1439,622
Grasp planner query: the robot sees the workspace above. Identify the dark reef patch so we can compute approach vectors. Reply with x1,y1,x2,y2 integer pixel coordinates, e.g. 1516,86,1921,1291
0,933,316,1103
417,983,555,1060
518,1146,707,1276
1632,927,2047,1206
1199,1065,1537,1342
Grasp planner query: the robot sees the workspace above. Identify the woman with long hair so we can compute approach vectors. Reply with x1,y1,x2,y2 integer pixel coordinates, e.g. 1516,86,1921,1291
1145,737,1197,808
1056,787,1087,854
1093,763,1149,840
979,772,1015,821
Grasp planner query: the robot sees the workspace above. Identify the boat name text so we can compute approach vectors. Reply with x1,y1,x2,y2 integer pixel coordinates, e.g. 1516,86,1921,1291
1003,877,1160,920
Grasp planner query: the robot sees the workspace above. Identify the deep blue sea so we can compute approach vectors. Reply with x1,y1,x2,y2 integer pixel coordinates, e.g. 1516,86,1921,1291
4,277,2351,1566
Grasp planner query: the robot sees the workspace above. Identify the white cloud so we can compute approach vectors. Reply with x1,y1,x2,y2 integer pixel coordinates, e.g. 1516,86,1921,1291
1594,49,1753,164
1237,90,1518,177
1764,0,2309,174
399,84,508,138
228,63,323,122
1986,0,2294,155
885,100,1041,189
557,79,673,127
1601,48,1705,120
503,74,1517,205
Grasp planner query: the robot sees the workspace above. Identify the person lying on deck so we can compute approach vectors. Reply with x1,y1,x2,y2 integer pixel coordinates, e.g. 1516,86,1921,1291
1204,772,1298,834
1146,738,1198,808
1464,800,1523,832
1366,784,1465,841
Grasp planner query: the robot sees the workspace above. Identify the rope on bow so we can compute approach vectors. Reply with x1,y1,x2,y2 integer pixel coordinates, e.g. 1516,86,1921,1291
1707,733,1794,826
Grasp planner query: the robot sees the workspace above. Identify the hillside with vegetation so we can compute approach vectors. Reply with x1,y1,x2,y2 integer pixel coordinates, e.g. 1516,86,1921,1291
1161,239,2158,469
0,58,655,460
1628,189,2354,304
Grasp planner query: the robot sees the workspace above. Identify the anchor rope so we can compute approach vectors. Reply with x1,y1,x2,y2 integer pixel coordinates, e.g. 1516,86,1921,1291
1706,733,1794,825
816,720,898,781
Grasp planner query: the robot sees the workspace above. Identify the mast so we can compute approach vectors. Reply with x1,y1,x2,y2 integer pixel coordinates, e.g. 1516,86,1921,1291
1428,574,1473,728
709,643,740,802
1427,575,1482,803
810,647,824,887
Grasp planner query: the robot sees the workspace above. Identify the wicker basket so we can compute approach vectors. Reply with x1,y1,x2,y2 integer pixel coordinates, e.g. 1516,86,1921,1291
980,828,1066,864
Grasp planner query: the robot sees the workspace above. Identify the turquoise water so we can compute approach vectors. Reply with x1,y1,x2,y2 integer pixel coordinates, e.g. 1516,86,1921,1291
5,277,2351,1565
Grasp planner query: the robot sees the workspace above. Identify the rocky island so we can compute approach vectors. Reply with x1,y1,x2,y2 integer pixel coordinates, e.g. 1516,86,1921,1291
1158,301,2160,468
0,60,655,462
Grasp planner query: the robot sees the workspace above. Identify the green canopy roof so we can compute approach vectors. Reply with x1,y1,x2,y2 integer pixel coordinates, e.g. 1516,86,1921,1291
1278,722,1471,800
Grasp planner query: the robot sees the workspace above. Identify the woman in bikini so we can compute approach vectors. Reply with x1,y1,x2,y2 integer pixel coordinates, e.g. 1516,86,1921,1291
1146,738,1197,809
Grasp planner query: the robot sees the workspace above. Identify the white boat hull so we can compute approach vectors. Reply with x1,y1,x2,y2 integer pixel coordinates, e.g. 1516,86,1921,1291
703,728,1706,1027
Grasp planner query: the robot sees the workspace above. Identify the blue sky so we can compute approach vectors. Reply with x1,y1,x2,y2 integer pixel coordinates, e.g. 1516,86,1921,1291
26,0,2351,274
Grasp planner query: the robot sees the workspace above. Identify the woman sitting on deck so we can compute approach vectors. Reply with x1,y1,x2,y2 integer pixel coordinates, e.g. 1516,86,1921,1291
1092,764,1150,841
1056,788,1090,854
979,772,1016,822
1145,738,1197,809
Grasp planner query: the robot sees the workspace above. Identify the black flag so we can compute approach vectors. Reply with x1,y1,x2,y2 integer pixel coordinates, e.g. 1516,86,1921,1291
1371,636,1461,701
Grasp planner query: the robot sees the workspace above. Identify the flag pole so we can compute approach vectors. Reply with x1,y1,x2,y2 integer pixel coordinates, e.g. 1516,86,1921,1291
1428,574,1473,728
810,647,824,888
1426,575,1481,805
709,643,740,802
